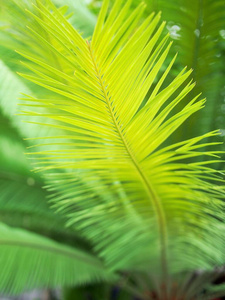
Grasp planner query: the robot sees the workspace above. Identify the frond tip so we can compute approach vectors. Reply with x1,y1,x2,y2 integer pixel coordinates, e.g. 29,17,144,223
10,0,225,290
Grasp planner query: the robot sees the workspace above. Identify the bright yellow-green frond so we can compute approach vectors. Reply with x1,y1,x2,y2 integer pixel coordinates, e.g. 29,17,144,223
5,0,224,292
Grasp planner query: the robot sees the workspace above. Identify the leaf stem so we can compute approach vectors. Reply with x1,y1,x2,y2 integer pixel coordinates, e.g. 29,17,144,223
88,43,168,292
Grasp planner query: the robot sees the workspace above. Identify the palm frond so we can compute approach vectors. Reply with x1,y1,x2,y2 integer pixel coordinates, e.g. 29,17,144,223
0,0,96,77
6,0,225,296
0,223,110,294
0,109,78,239
0,55,93,242
140,0,225,140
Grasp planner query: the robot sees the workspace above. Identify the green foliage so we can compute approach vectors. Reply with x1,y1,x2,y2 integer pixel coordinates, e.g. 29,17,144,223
0,61,74,237
134,0,225,139
0,0,224,299
0,2,112,295
0,223,109,295
53,0,96,37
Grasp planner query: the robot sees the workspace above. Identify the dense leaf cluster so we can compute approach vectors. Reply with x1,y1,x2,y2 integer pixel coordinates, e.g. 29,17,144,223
0,0,224,299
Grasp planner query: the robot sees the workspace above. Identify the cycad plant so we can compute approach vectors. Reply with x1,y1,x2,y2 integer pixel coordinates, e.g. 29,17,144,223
0,0,224,299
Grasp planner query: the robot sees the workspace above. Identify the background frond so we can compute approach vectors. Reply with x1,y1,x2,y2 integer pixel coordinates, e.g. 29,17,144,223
0,223,110,295
133,0,225,147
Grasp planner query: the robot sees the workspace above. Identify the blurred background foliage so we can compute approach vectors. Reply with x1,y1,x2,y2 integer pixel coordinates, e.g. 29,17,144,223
0,0,224,299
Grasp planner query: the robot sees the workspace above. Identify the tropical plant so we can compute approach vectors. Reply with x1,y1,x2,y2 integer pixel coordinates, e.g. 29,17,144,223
0,0,224,299
129,0,225,138
135,0,225,169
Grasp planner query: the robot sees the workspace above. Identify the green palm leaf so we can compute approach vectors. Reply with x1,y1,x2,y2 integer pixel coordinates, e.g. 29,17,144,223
0,0,96,76
0,63,68,234
0,109,80,240
0,223,110,294
141,0,225,140
5,0,225,296
0,66,88,244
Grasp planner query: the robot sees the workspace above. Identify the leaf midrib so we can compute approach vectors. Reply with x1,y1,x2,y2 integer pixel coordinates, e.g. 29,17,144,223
88,43,168,279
